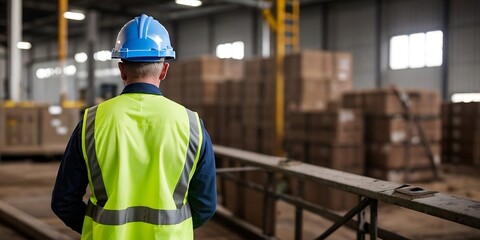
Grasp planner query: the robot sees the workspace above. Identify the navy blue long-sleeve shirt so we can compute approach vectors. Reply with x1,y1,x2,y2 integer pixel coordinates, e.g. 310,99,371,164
51,83,217,234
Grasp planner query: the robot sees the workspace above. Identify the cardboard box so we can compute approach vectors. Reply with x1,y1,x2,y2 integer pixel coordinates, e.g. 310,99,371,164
244,82,264,105
227,122,244,148
450,127,480,144
367,167,437,183
162,61,184,102
441,102,451,127
259,126,277,155
242,105,260,127
1,106,40,147
225,81,244,106
342,90,367,110
243,128,261,152
309,144,365,171
367,143,441,169
242,170,276,229
286,141,307,162
244,57,263,81
223,59,245,81
39,106,80,149
220,161,244,216
286,112,308,142
303,182,359,211
183,56,225,82
451,140,480,165
258,105,276,128
366,116,442,143
363,89,441,116
333,52,353,82
287,79,351,112
284,50,334,80
308,109,363,145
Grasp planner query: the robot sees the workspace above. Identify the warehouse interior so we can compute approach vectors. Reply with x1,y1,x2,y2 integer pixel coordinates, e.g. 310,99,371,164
0,0,479,239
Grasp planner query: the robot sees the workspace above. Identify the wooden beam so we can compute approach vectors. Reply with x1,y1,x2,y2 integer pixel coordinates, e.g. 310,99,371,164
0,200,74,240
213,145,480,230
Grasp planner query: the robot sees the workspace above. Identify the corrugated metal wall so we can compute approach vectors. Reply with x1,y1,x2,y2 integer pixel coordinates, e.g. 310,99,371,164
381,0,444,91
449,0,480,95
213,10,256,60
3,0,480,102
176,17,210,59
300,4,324,49
327,0,376,89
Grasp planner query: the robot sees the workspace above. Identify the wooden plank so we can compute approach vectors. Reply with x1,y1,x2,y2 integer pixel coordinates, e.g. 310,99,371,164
213,145,480,230
0,200,73,240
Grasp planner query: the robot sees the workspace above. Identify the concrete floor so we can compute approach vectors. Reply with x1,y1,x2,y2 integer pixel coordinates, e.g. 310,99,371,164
0,160,479,240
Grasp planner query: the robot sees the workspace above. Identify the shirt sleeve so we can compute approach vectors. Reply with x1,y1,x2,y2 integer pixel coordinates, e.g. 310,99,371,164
51,121,89,234
188,120,217,229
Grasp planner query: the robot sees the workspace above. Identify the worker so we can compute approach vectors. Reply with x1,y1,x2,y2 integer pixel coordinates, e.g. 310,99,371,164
51,14,217,239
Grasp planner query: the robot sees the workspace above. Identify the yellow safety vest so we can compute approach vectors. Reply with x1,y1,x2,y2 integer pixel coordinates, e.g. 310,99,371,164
81,93,203,240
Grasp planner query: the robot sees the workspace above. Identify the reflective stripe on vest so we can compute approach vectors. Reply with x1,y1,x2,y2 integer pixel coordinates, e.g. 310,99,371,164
85,199,191,225
84,106,200,226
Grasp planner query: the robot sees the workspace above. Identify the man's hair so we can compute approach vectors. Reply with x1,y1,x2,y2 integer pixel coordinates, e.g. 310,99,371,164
121,61,163,79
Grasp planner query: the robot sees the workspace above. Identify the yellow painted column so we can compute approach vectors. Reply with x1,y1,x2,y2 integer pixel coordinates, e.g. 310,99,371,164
275,0,285,156
58,0,68,104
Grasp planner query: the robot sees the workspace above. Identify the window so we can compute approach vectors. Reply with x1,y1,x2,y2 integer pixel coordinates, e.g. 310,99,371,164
389,30,443,70
216,41,244,60
451,93,480,103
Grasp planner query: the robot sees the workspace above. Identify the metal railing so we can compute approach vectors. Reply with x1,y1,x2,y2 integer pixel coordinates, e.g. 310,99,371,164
213,145,480,240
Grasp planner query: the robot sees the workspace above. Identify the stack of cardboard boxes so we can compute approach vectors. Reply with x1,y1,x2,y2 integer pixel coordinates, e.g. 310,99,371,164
343,88,442,182
282,51,359,210
0,104,79,155
442,102,480,165
164,56,244,143
240,57,276,154
0,105,40,149
296,109,365,210
285,51,352,111
161,61,185,103
441,103,451,163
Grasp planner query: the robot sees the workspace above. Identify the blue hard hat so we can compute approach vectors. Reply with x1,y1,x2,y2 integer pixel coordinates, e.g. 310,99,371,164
112,14,175,62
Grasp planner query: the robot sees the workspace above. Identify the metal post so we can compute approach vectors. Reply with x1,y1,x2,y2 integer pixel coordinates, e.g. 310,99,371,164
275,0,286,156
58,0,68,104
262,171,276,237
441,0,450,100
375,0,382,88
316,198,371,240
370,200,378,240
86,10,98,107
357,197,366,240
294,180,304,240
7,0,22,102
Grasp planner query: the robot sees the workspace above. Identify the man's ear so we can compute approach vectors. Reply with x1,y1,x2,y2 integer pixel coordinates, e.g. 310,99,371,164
118,62,128,82
159,62,170,81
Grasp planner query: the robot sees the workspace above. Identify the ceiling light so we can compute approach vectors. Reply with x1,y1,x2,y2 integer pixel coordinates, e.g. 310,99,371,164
74,52,88,63
17,42,32,49
175,0,202,7
63,11,85,21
